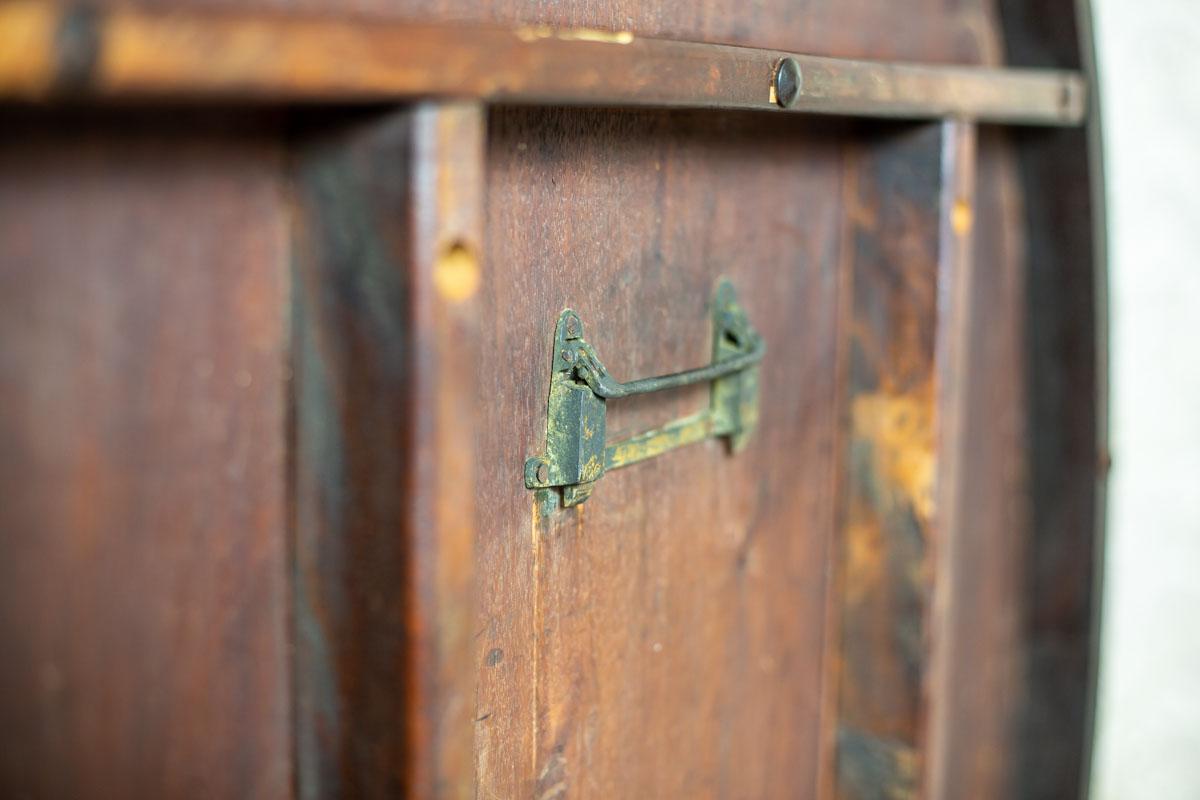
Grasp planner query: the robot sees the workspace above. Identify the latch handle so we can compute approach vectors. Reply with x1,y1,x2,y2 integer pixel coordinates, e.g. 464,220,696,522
571,329,765,399
524,279,764,509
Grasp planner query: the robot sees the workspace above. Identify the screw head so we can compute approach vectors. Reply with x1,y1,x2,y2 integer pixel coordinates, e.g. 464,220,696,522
535,462,549,483
773,57,802,108
565,315,580,337
561,348,574,363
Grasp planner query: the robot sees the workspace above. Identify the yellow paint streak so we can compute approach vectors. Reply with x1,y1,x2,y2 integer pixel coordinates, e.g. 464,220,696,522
515,24,633,44
0,2,58,98
852,387,935,523
580,454,603,483
607,416,709,468
530,495,542,784
951,198,973,236
433,241,480,303
843,519,886,606
531,495,541,548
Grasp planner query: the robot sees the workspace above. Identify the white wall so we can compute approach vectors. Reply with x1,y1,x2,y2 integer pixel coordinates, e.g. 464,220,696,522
1090,1,1200,798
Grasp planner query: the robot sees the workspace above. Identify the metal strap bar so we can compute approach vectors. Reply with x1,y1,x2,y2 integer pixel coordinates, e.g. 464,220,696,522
605,411,717,471
574,335,766,399
0,2,1086,125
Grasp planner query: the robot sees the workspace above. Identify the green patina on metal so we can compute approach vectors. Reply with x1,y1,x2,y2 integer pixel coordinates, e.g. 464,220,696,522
524,279,764,509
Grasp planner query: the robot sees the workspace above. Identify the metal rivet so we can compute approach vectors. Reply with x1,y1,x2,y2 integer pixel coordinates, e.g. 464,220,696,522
565,315,580,337
773,57,802,109
536,462,549,483
561,349,574,363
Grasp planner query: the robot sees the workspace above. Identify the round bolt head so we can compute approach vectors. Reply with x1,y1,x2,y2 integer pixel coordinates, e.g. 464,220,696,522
561,349,574,363
536,462,549,483
773,57,802,108
565,315,580,337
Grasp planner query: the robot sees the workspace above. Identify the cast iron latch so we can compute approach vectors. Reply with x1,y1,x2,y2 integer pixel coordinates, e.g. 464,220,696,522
524,280,764,508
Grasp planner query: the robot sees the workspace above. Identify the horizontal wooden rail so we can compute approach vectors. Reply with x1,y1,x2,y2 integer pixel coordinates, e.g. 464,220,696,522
0,2,1086,125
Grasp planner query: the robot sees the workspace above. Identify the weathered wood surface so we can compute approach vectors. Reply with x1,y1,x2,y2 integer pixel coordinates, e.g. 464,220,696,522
824,121,950,799
473,108,849,798
291,103,482,799
0,3,1084,125
0,0,1104,798
0,115,292,797
0,0,1006,65
464,5,984,798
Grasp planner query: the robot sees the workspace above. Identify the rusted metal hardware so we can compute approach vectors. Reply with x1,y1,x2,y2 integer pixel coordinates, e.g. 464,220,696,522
524,280,762,509
0,2,1086,125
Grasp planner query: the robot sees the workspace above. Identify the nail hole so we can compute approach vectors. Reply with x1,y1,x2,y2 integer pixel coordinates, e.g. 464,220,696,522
433,240,480,303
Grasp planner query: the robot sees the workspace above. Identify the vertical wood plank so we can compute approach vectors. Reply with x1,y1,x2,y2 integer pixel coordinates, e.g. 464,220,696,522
475,108,846,799
921,125,1031,800
925,120,1026,800
408,102,482,800
1001,9,1107,797
291,102,481,799
0,120,292,799
826,121,949,800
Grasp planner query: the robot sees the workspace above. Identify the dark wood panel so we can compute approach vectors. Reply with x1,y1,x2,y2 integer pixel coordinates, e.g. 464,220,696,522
921,1,1106,797
825,121,949,800
1011,123,1103,800
1001,7,1107,800
0,120,291,798
291,103,481,800
474,107,849,798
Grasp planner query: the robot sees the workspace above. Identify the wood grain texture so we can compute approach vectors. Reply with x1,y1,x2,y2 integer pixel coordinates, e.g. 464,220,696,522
40,0,993,64
291,103,481,799
463,6,997,797
474,108,850,799
0,0,1105,796
0,3,1085,125
0,116,291,799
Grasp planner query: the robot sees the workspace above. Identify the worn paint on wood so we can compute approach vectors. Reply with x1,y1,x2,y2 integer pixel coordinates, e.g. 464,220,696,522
827,122,946,800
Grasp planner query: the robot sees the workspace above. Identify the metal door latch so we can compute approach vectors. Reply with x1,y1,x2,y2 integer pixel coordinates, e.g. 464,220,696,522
524,279,764,508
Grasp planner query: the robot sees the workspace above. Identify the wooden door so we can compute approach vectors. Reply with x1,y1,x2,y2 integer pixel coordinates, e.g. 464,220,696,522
0,0,1105,798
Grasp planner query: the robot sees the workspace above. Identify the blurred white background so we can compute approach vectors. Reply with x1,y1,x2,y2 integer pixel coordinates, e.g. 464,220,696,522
1090,1,1200,798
